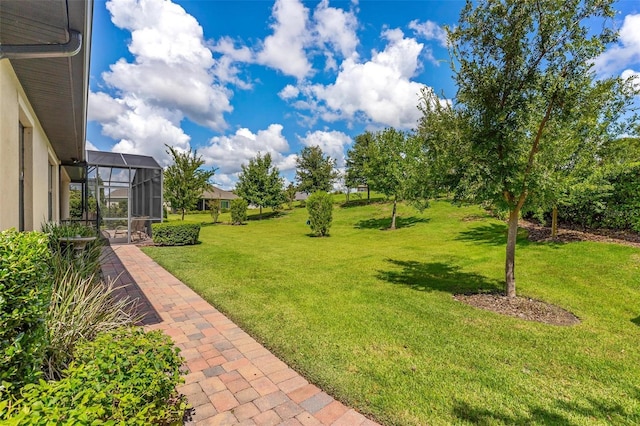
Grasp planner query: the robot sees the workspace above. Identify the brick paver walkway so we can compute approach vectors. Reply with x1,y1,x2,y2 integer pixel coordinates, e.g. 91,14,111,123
101,244,379,426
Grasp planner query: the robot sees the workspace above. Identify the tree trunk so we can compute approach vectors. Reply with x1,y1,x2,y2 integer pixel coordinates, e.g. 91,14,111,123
367,186,370,202
259,206,262,220
346,189,350,203
390,195,397,230
551,205,558,238
505,208,519,298
181,208,185,221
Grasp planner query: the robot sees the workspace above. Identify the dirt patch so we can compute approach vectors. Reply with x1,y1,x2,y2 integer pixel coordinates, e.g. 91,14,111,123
454,293,580,326
521,220,640,248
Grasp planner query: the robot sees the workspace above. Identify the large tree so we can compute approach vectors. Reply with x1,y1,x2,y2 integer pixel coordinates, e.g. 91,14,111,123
366,128,431,229
423,0,636,297
163,145,215,221
234,152,285,219
295,146,339,194
345,131,374,201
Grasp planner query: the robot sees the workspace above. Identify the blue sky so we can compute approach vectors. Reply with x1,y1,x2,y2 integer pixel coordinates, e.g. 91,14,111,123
87,0,640,189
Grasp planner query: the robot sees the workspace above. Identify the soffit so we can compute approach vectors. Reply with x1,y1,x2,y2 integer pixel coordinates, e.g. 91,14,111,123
0,0,92,163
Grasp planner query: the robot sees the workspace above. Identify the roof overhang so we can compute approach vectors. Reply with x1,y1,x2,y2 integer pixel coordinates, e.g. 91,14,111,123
0,0,93,163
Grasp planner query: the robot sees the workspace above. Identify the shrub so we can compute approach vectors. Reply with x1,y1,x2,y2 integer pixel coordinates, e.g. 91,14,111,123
1,328,188,425
45,272,138,379
306,191,333,236
208,198,222,223
231,198,248,225
0,230,52,393
152,223,201,246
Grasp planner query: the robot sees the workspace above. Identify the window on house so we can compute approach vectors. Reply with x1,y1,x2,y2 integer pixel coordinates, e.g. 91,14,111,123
19,122,25,231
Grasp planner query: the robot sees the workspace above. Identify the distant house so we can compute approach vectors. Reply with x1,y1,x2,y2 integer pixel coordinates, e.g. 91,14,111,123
294,192,309,201
199,187,239,210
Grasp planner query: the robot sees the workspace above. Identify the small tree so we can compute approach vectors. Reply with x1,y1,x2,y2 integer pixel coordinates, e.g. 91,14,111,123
235,153,286,219
306,191,333,237
207,198,221,223
285,183,297,210
425,0,636,298
345,131,374,201
230,198,247,225
366,128,431,230
295,146,339,194
163,145,215,221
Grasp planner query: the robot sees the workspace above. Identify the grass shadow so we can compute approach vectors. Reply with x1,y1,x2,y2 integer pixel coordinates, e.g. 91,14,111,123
632,315,640,327
456,223,531,247
341,196,386,208
355,216,430,230
246,211,286,221
376,259,502,294
453,391,639,425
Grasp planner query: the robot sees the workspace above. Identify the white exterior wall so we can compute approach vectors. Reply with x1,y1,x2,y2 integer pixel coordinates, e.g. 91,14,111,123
0,60,61,231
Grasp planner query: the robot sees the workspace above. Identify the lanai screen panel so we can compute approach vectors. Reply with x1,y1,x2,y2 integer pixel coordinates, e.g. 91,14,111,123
86,150,163,221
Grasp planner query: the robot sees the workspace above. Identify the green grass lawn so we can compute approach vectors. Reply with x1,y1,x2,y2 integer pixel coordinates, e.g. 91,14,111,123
143,199,640,425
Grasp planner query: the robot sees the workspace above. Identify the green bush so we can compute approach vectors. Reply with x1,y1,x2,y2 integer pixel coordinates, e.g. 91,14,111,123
208,198,222,223
230,198,248,225
306,191,333,236
1,328,188,425
0,230,52,393
559,163,640,231
152,223,201,246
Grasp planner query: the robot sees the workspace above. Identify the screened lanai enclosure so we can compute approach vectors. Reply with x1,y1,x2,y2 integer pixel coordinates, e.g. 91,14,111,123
62,150,163,243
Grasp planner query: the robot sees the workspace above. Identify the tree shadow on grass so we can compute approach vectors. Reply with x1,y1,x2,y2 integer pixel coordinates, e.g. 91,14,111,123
456,223,531,247
453,392,640,425
376,259,502,294
340,196,386,208
632,315,640,327
246,211,286,221
355,216,430,230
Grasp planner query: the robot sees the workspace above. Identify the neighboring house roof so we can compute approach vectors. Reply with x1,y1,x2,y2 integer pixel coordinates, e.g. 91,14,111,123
202,187,239,201
294,192,308,201
0,0,93,164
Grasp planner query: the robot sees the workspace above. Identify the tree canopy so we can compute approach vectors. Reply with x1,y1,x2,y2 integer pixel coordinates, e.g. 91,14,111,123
295,146,339,194
345,131,374,200
234,152,285,219
420,0,637,297
163,145,215,221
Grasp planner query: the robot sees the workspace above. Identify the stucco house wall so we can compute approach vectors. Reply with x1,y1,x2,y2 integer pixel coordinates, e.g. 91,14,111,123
0,60,60,231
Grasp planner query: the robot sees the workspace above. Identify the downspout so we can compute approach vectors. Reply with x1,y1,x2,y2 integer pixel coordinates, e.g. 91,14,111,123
0,30,82,59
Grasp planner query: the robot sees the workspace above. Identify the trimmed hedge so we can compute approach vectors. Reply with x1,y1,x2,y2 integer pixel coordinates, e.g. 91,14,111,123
0,328,188,424
0,230,52,393
152,222,200,246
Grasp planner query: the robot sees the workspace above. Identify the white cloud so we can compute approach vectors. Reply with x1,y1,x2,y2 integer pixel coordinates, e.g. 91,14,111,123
257,0,312,79
257,0,359,78
313,0,359,58
595,14,640,76
279,84,300,100
200,124,297,187
102,0,233,131
408,19,448,47
92,93,191,165
88,91,127,122
298,130,352,167
85,140,98,151
292,28,428,129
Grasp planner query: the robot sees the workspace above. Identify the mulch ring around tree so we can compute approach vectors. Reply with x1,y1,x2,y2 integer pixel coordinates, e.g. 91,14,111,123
454,293,581,326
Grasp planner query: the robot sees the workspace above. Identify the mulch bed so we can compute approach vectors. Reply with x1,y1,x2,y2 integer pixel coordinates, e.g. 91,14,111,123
521,220,640,248
454,293,580,326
